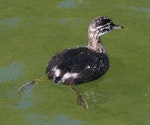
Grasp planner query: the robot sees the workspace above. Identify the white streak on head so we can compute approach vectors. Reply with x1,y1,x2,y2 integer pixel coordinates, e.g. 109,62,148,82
89,25,103,32
52,66,61,77
61,72,78,83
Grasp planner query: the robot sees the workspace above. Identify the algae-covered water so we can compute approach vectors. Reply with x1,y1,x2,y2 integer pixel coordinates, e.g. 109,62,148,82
0,0,150,125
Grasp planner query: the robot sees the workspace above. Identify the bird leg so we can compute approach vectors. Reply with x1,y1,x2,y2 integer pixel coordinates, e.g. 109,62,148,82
68,85,88,110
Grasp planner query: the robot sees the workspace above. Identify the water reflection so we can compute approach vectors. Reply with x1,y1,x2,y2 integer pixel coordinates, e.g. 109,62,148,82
56,114,85,125
26,114,85,125
128,6,150,14
57,0,78,8
47,17,87,28
58,18,69,24
0,17,21,28
10,91,35,109
0,62,25,83
26,114,51,125
57,0,88,9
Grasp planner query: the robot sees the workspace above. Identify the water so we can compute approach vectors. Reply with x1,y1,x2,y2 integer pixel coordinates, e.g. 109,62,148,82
0,17,21,27
0,0,149,125
0,62,25,83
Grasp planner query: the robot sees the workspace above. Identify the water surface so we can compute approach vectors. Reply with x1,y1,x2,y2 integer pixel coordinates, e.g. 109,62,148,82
0,0,149,125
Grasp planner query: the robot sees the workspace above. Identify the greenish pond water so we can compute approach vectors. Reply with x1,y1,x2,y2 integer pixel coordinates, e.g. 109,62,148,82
0,0,149,125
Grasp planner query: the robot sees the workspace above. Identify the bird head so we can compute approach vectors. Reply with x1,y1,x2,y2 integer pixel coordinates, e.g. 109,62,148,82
88,16,123,37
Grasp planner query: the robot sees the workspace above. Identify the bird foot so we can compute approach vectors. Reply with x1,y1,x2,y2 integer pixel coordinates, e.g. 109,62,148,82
68,86,88,109
76,94,88,110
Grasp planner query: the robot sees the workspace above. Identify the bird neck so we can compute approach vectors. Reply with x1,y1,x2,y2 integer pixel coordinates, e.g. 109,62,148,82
88,35,106,53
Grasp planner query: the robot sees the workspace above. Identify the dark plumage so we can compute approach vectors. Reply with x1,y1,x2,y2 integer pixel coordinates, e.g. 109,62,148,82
46,47,109,85
46,16,123,85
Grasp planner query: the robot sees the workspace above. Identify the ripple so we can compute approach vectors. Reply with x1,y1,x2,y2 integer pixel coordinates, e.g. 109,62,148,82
85,88,109,103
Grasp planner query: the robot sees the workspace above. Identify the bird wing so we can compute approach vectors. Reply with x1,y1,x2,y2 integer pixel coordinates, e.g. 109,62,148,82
47,47,107,73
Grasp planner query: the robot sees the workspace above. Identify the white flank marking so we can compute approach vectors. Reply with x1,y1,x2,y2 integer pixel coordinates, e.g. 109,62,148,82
61,72,78,82
86,65,90,69
52,66,61,77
